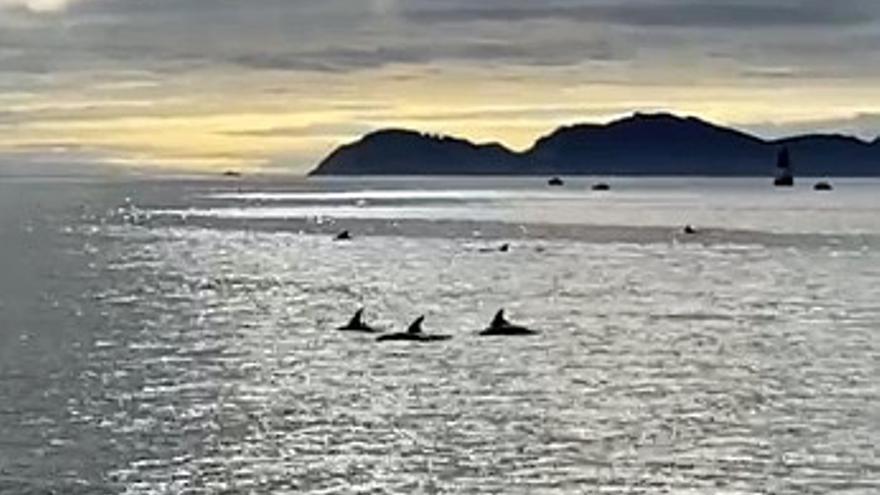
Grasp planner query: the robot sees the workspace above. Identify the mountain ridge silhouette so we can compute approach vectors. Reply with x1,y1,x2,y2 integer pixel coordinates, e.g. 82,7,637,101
309,112,880,176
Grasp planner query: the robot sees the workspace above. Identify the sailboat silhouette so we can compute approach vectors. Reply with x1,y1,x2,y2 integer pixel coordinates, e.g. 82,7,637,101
774,147,794,187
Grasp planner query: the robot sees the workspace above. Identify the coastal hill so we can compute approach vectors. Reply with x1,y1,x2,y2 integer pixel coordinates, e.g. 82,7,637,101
309,113,880,176
313,129,528,175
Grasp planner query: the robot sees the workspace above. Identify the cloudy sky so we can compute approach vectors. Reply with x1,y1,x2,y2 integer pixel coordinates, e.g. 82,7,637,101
2,0,880,173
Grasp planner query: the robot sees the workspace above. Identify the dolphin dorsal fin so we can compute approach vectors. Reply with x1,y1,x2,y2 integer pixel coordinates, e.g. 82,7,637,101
407,316,425,334
491,309,508,329
347,308,365,328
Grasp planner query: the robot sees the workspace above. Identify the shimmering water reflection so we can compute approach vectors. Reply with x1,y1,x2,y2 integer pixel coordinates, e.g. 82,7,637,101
86,227,880,494
2,178,879,494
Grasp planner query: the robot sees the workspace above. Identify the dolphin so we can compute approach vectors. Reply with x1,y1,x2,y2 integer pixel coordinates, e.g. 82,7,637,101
338,308,379,333
478,309,538,336
478,243,511,253
335,230,352,241
376,315,452,342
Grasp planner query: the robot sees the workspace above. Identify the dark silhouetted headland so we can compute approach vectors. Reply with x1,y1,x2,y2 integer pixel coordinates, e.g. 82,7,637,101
309,113,880,177
312,129,528,176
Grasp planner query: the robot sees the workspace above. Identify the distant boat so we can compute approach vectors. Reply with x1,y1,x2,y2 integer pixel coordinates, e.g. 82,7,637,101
591,182,610,191
814,181,833,191
773,148,794,187
548,177,564,186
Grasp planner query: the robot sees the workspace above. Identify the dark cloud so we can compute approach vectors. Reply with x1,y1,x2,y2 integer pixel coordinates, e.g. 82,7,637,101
225,38,623,72
2,0,880,78
227,47,427,73
404,0,878,29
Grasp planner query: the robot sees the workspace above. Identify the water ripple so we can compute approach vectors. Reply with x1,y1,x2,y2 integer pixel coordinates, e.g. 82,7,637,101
67,227,880,493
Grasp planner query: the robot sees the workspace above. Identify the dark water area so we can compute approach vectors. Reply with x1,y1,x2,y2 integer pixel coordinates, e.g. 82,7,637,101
1,176,879,494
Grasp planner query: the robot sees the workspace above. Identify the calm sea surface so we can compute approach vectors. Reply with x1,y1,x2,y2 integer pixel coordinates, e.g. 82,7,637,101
1,176,879,494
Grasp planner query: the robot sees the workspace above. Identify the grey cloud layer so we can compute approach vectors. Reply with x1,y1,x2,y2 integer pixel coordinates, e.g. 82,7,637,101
404,0,878,28
2,1,880,82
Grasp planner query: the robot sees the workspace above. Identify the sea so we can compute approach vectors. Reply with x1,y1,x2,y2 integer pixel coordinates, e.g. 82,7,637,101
0,175,878,494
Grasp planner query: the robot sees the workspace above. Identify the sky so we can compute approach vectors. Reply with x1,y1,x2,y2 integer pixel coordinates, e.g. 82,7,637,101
2,0,880,173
